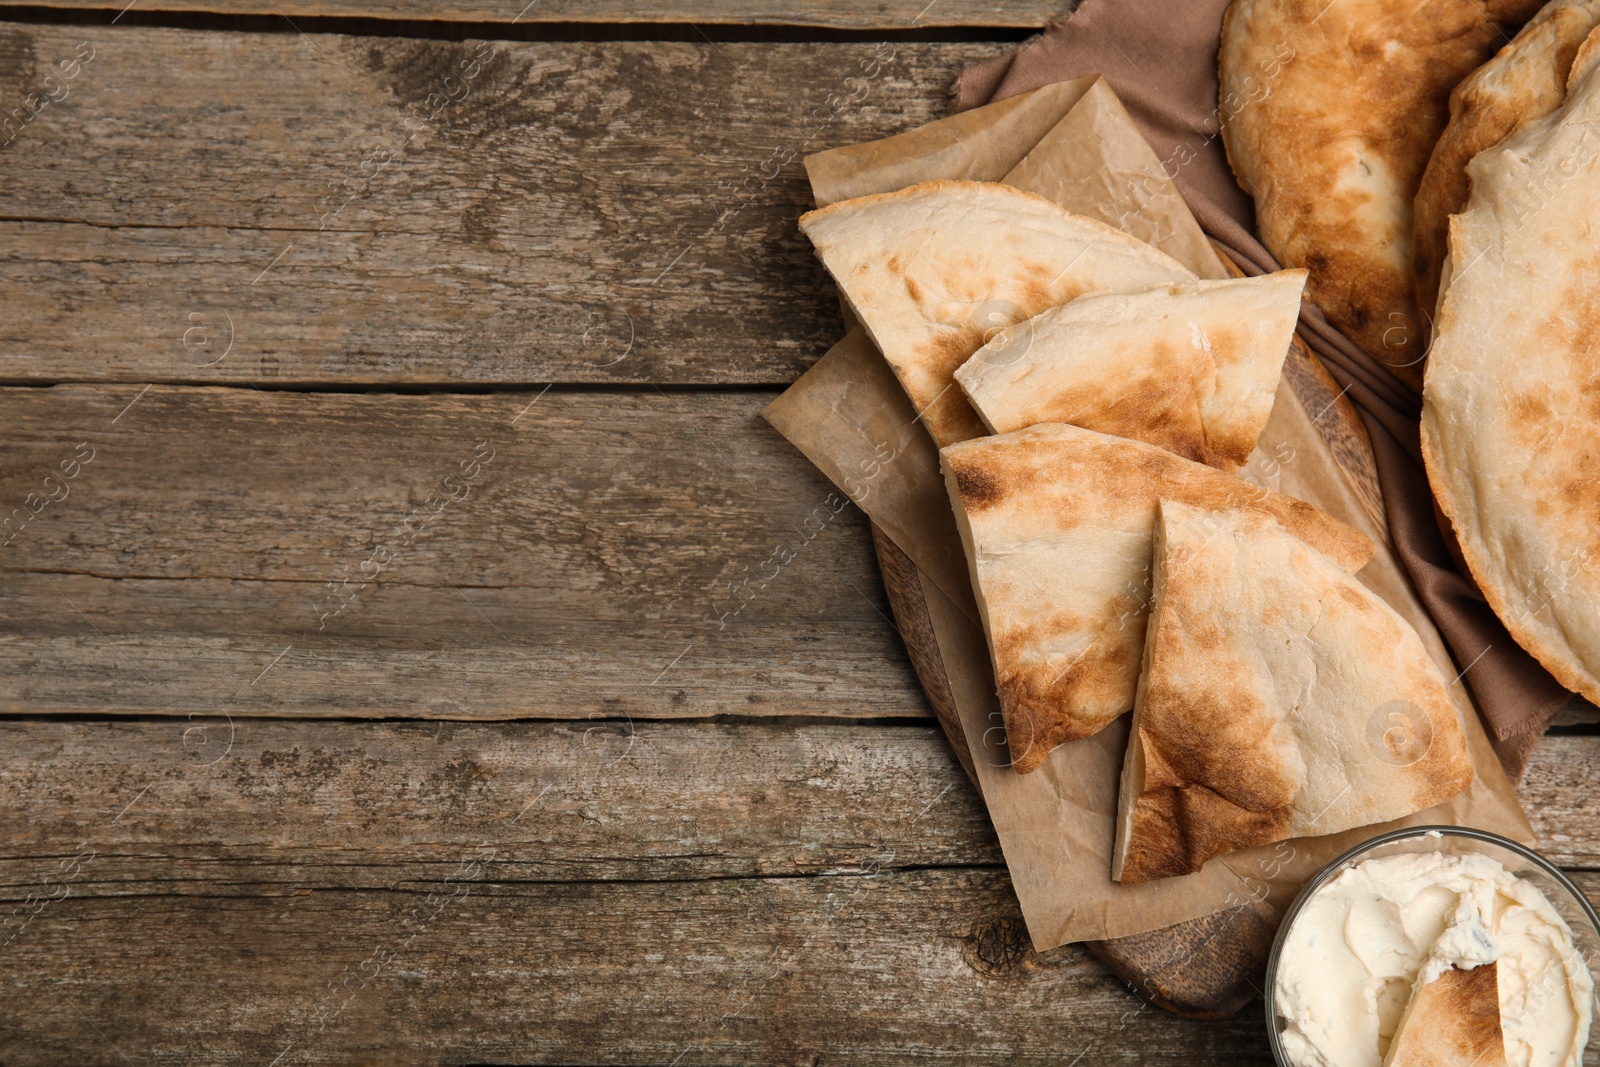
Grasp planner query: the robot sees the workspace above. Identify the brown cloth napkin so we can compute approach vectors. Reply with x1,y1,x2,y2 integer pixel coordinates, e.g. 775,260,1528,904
952,0,1571,778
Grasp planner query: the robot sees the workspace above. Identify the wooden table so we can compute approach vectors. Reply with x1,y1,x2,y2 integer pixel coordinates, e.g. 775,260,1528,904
2,2,1597,1062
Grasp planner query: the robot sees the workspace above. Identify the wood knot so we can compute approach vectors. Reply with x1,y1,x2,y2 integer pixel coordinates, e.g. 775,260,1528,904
962,915,1031,977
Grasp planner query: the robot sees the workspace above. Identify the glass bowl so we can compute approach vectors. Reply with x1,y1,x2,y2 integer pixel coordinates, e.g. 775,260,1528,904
1263,826,1600,1066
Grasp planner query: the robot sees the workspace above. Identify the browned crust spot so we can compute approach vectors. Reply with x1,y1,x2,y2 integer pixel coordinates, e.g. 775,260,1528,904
952,463,1003,511
1119,782,1293,885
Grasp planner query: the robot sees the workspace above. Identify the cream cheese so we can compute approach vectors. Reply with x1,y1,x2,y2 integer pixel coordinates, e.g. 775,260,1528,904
1274,851,1593,1067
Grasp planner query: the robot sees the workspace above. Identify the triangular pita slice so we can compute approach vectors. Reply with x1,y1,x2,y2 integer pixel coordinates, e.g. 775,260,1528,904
953,271,1307,471
940,423,1373,774
1112,501,1472,884
798,179,1194,446
1384,964,1507,1067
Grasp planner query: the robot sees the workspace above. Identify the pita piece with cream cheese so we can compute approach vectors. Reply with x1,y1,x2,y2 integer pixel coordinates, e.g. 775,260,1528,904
941,423,1373,774
798,179,1194,446
953,271,1307,471
1112,501,1473,884
1384,964,1508,1067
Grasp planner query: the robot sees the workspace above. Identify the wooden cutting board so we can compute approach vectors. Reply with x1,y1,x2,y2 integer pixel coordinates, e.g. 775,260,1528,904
869,338,1385,1018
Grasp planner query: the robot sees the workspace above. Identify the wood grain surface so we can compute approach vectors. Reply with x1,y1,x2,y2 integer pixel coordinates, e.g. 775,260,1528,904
0,384,928,720
3,720,1591,892
1552,693,1600,726
1,719,1594,1065
1281,336,1386,533
1,871,1269,1066
0,26,1001,387
869,526,977,787
0,4,1590,1062
0,0,1072,27
0,721,1001,888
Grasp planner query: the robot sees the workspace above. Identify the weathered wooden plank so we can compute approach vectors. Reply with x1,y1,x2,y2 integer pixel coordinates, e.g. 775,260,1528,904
0,719,1592,1064
0,717,1239,1066
0,384,922,718
0,869,1267,1066
1521,736,1600,868
0,722,1591,893
0,0,1072,27
0,721,998,895
0,27,1002,385
1551,693,1600,727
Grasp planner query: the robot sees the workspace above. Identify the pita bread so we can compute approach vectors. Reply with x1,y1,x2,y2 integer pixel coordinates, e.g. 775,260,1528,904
1421,46,1600,709
1414,1,1600,324
1384,964,1507,1067
953,271,1307,471
1112,502,1472,884
797,179,1194,446
941,424,1373,774
1220,0,1545,390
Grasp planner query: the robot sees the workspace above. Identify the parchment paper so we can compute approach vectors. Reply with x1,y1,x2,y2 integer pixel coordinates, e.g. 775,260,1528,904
762,78,1532,950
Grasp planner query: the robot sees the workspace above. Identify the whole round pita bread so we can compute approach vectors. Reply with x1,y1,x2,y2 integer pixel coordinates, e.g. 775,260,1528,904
1414,0,1600,324
1421,41,1600,708
1220,0,1544,390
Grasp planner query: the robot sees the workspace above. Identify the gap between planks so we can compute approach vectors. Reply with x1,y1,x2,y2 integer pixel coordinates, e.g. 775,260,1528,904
0,6,1055,40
